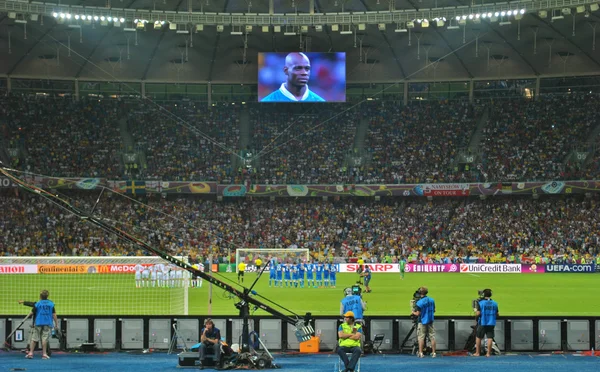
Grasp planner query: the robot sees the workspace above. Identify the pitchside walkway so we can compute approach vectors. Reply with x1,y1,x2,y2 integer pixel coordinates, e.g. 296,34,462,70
1,351,599,371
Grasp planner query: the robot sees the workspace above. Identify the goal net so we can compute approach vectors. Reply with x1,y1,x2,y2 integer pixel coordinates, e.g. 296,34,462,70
0,256,191,316
235,248,310,272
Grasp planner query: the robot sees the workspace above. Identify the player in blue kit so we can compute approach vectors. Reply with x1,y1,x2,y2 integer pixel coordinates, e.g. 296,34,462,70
276,262,283,287
283,263,291,287
329,263,338,288
291,264,299,288
297,262,306,288
315,262,323,288
269,259,277,287
305,262,315,288
323,262,330,288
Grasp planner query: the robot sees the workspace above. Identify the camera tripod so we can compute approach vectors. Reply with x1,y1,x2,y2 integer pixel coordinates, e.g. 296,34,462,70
399,321,431,355
464,325,501,356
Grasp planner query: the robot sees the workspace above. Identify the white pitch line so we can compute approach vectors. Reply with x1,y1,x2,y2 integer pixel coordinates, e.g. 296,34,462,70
469,274,480,277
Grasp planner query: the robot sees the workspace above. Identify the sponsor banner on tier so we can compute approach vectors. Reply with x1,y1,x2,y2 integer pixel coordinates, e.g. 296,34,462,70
521,264,545,273
460,264,521,273
420,184,471,197
545,264,596,273
0,264,38,274
38,264,99,274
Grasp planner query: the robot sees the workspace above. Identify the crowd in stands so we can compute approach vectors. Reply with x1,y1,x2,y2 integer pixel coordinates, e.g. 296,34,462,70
0,95,122,178
1,191,598,263
480,93,599,182
1,92,599,184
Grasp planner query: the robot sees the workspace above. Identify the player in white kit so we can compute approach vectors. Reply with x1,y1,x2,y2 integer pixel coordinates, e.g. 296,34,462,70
134,263,144,288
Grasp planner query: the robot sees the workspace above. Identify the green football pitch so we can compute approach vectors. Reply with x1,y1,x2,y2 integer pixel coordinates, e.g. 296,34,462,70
1,272,598,316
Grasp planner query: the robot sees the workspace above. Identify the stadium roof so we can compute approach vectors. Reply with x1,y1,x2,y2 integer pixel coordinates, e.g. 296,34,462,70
0,0,599,83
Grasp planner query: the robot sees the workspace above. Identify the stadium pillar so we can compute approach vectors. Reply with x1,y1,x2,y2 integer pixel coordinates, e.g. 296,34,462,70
74,79,80,101
6,76,11,94
468,80,474,104
208,82,212,107
141,81,146,99
535,76,540,101
403,81,408,106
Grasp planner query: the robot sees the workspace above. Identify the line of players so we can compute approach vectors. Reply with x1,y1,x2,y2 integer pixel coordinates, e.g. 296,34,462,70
267,260,338,288
134,263,204,288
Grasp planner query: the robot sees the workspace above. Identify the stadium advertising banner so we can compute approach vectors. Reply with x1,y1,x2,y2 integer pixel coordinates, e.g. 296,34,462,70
98,264,153,274
341,263,398,273
459,264,521,273
258,52,346,102
521,264,545,273
38,264,99,274
545,264,596,273
0,264,38,274
405,264,459,273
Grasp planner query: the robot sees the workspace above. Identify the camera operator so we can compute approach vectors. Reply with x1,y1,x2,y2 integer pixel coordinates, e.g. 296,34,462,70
474,289,499,357
340,287,366,324
199,319,221,369
411,287,437,358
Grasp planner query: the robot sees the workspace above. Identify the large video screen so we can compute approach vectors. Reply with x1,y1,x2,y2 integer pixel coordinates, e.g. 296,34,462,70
258,52,346,102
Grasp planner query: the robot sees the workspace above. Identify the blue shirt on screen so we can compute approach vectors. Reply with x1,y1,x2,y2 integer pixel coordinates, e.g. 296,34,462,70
34,299,55,327
478,299,499,326
416,296,435,325
261,84,325,102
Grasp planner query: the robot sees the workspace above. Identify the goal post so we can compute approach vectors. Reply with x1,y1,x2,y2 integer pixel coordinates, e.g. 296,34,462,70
235,248,310,273
0,256,190,316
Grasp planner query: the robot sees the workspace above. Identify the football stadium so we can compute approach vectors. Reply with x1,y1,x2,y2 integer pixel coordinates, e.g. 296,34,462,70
1,0,600,371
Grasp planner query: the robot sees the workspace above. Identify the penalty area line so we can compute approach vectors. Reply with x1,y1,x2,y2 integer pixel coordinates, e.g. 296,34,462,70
469,274,480,277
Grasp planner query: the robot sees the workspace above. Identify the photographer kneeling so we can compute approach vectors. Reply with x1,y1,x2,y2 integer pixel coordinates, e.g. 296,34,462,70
337,311,362,372
474,289,499,357
411,287,437,358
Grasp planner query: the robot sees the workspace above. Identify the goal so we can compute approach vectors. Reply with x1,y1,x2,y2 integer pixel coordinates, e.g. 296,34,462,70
0,256,190,316
235,248,310,273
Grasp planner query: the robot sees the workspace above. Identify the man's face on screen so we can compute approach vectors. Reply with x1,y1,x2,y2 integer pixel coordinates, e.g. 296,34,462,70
284,54,311,87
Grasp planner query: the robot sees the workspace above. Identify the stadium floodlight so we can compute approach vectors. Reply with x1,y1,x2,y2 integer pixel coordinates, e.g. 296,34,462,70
494,12,499,17
422,19,429,27
520,9,526,14
461,15,467,20
458,18,467,25
273,25,281,32
406,20,415,28
358,23,366,30
246,25,253,33
107,16,112,21
87,15,92,20
515,12,524,20
577,6,586,14
539,10,547,18
500,11,506,16
331,24,339,31
30,14,39,21
100,16,105,21
52,12,58,18
66,13,71,19
487,12,492,17
74,15,80,20
475,14,480,18
378,23,386,30
120,18,125,23
216,25,224,32
561,8,571,15
261,25,269,32
481,13,487,18
591,4,599,12
455,16,461,21
196,24,204,31
169,22,177,30
59,12,65,18
8,12,16,19
468,14,474,19
315,25,322,32
93,15,98,21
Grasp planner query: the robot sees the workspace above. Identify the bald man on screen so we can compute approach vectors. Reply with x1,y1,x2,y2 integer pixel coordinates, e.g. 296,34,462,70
261,53,326,102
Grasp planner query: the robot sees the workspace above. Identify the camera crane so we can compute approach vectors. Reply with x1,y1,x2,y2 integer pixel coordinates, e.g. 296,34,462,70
0,165,314,368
